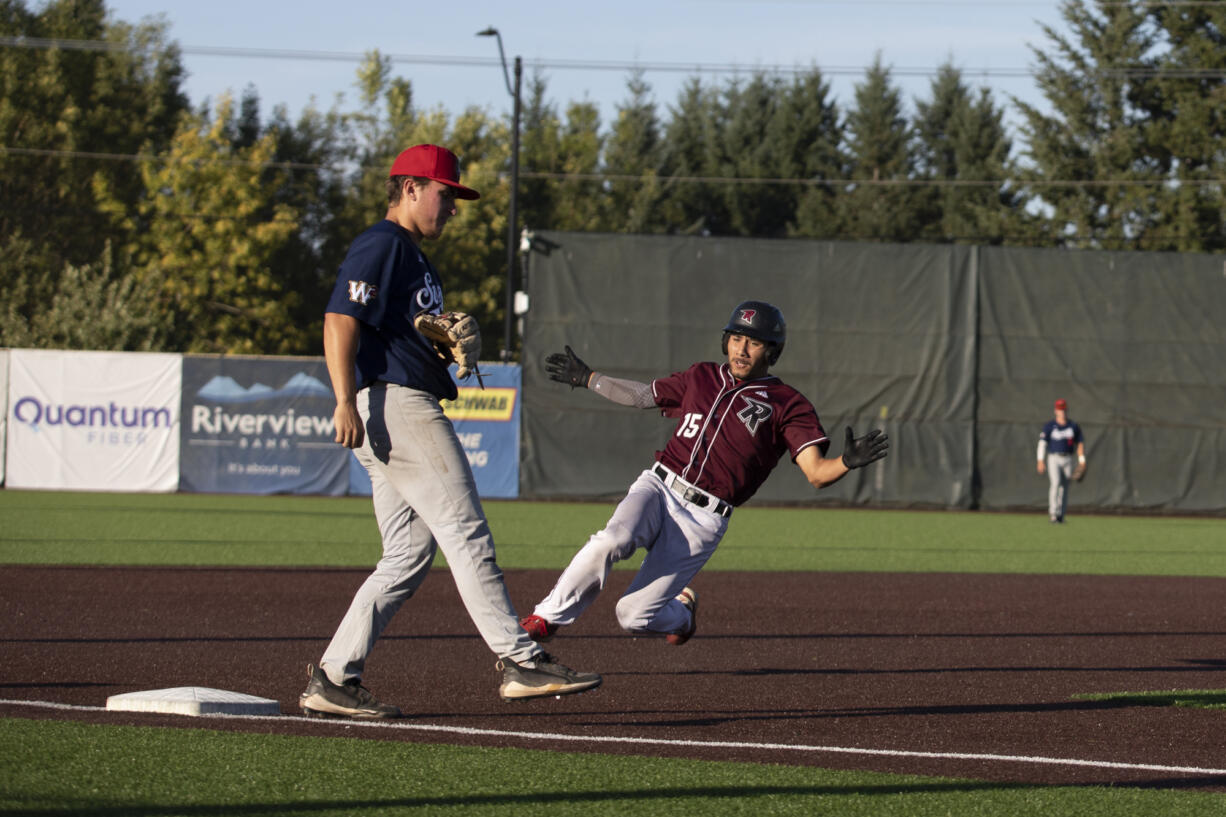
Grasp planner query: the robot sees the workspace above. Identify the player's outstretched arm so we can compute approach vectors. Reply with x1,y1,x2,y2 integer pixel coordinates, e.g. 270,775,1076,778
796,426,889,490
545,345,593,388
545,345,655,408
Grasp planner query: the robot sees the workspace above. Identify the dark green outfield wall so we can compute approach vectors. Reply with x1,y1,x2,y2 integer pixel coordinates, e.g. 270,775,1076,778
520,232,1226,513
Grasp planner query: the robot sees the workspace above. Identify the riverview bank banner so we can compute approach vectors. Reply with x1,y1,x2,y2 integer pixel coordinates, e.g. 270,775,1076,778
180,356,348,495
347,363,522,499
6,349,180,491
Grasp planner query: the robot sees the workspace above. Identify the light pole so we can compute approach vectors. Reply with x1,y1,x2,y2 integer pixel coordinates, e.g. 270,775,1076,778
476,27,521,363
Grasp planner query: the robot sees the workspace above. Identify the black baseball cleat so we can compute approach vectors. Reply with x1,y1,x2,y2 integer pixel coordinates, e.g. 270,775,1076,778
497,652,602,701
298,663,402,719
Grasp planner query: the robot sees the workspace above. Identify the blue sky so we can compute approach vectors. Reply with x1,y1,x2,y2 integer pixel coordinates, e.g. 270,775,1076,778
103,0,1063,133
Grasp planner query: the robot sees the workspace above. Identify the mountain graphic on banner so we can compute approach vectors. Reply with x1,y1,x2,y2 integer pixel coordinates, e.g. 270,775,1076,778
197,373,332,403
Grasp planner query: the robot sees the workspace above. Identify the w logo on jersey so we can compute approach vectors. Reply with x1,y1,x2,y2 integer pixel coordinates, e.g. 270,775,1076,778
347,280,378,305
737,395,773,435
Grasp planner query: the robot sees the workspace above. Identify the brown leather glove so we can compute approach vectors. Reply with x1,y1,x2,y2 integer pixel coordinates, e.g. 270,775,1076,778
415,311,481,379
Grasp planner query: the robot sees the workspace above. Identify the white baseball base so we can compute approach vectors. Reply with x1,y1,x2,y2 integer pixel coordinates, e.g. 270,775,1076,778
105,687,280,716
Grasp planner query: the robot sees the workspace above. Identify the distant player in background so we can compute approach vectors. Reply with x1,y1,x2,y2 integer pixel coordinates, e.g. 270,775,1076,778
299,143,600,718
1037,398,1086,523
520,301,889,647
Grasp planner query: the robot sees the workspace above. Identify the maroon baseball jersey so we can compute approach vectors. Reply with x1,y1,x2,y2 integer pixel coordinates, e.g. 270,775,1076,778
651,362,829,506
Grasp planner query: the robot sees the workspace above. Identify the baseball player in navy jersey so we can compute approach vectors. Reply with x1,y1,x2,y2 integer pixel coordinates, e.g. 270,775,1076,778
1037,398,1086,523
519,301,889,646
299,144,600,717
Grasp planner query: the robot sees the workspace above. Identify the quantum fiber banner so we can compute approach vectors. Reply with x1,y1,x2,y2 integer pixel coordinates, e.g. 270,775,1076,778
0,349,8,486
348,363,521,498
180,356,348,495
6,349,181,491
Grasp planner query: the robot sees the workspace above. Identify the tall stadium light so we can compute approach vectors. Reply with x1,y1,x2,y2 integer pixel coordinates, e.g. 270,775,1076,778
476,27,522,362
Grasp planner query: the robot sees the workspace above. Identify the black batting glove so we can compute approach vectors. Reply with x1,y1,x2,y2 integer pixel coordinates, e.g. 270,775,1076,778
841,426,889,469
545,345,593,389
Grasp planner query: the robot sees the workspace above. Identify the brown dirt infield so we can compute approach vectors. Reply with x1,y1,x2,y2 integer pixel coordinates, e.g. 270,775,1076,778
2,565,1226,791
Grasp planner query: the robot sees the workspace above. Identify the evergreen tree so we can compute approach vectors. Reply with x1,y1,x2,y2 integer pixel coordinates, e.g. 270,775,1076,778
689,68,844,239
1140,2,1226,251
506,76,603,237
658,77,726,235
782,68,845,239
838,54,923,241
913,62,1020,244
518,73,562,235
262,98,354,354
552,101,605,232
717,72,791,237
601,71,665,234
1014,0,1160,249
433,103,512,329
230,85,264,150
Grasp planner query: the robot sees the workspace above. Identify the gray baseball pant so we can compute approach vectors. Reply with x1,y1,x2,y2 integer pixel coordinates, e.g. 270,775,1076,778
532,468,727,634
320,382,538,685
1046,452,1074,520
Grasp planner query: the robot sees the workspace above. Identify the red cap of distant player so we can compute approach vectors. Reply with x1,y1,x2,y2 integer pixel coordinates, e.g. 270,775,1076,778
1054,399,1067,410
388,144,480,200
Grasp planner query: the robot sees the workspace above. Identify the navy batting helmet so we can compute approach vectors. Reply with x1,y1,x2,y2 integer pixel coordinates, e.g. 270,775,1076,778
721,300,786,364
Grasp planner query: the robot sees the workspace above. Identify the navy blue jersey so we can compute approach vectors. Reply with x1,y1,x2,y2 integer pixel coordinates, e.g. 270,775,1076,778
1040,419,1083,455
325,220,457,401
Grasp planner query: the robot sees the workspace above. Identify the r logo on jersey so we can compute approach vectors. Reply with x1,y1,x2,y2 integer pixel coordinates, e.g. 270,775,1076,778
347,280,378,305
737,395,773,435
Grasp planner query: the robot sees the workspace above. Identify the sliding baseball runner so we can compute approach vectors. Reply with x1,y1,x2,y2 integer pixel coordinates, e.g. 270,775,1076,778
520,300,889,647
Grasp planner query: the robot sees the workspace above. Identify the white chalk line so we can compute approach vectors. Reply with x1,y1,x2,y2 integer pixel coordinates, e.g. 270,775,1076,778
3,697,1225,778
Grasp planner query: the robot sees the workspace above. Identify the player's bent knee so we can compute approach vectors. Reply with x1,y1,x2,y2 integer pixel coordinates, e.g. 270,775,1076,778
614,597,652,632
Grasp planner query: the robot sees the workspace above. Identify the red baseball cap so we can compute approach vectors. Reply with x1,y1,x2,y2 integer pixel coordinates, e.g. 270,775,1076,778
388,144,480,200
1054,399,1067,410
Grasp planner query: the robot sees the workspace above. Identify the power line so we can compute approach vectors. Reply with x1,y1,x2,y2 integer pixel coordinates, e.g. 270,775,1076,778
0,146,323,171
524,171,1226,188
2,35,1027,77
9,35,1226,81
0,35,1030,82
6,145,1226,188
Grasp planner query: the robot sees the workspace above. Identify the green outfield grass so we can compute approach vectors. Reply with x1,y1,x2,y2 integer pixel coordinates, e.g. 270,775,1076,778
2,719,1224,817
2,489,1224,814
1075,690,1226,710
3,489,1226,576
